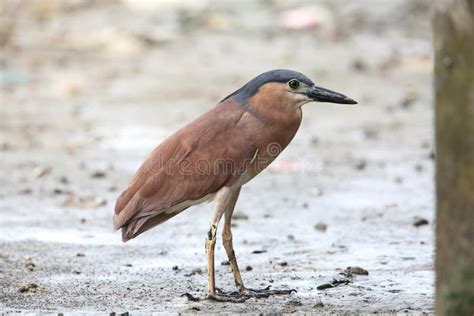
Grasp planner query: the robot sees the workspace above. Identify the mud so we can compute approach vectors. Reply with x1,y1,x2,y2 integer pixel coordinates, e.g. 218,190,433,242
1,0,434,314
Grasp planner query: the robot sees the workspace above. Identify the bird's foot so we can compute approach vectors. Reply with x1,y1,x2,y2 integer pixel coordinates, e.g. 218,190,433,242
181,291,249,303
182,286,296,302
241,285,297,298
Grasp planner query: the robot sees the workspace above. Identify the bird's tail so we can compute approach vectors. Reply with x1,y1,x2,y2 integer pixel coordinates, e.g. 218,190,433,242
120,211,182,242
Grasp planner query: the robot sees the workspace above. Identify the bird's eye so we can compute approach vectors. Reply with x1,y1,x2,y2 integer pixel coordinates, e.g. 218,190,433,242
288,79,300,90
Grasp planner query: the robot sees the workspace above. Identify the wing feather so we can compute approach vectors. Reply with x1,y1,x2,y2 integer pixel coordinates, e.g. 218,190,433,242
113,99,256,241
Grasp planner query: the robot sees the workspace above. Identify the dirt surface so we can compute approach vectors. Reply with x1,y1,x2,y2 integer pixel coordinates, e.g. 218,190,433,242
1,0,435,314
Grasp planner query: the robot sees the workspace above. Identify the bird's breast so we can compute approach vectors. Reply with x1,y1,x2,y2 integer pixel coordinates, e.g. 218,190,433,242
240,109,302,182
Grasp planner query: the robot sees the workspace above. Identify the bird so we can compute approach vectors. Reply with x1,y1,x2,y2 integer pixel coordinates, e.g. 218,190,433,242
113,69,357,302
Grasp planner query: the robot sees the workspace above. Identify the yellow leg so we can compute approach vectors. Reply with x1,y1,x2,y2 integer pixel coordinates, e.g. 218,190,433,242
222,208,245,292
206,224,218,294
183,186,295,302
205,187,240,295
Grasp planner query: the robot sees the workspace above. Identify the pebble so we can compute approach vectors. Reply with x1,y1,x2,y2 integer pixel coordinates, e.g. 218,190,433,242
352,58,368,72
345,266,369,275
25,258,35,272
413,217,429,227
19,283,41,293
90,171,107,178
314,222,328,232
355,160,367,170
33,166,51,178
317,283,333,290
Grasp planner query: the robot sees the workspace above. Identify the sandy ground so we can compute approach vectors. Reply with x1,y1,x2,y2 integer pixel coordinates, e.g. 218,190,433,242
1,0,435,314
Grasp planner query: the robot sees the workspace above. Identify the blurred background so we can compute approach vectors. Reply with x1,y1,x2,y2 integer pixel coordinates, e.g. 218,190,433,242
0,0,435,313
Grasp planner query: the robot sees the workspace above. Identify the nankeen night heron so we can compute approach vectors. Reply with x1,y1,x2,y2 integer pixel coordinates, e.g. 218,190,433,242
113,69,357,302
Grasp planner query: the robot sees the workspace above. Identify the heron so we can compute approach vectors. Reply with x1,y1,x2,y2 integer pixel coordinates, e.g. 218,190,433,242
113,69,357,302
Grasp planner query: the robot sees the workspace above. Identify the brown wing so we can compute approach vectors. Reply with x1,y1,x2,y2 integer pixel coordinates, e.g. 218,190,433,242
113,98,257,241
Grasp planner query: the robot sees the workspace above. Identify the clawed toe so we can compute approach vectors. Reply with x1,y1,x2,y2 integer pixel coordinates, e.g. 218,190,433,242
181,293,202,302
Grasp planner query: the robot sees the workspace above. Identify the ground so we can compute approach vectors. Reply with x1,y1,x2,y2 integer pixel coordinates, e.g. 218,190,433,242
0,0,434,314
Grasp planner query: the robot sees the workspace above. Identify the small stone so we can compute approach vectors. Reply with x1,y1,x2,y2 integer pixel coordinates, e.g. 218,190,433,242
33,166,51,178
90,171,106,178
19,283,41,293
279,262,288,267
317,283,333,290
172,265,179,271
53,188,66,195
355,160,367,170
388,289,402,293
345,266,369,275
245,265,253,271
351,58,368,72
314,222,328,232
123,263,132,267
25,258,35,272
221,260,230,266
413,217,429,227
75,252,85,257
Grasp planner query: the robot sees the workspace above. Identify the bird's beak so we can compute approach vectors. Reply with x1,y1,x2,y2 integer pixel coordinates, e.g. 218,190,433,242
306,85,357,104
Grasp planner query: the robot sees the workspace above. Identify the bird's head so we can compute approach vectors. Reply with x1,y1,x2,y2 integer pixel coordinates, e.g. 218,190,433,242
223,69,357,110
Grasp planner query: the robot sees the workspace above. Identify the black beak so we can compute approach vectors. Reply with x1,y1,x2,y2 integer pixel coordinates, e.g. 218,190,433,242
307,85,357,104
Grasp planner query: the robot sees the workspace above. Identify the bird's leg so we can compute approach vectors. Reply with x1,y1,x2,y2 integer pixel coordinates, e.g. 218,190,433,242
183,187,248,303
222,206,245,293
220,190,296,299
205,223,218,294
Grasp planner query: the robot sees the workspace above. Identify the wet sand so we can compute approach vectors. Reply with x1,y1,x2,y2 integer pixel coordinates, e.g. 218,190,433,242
0,0,434,313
